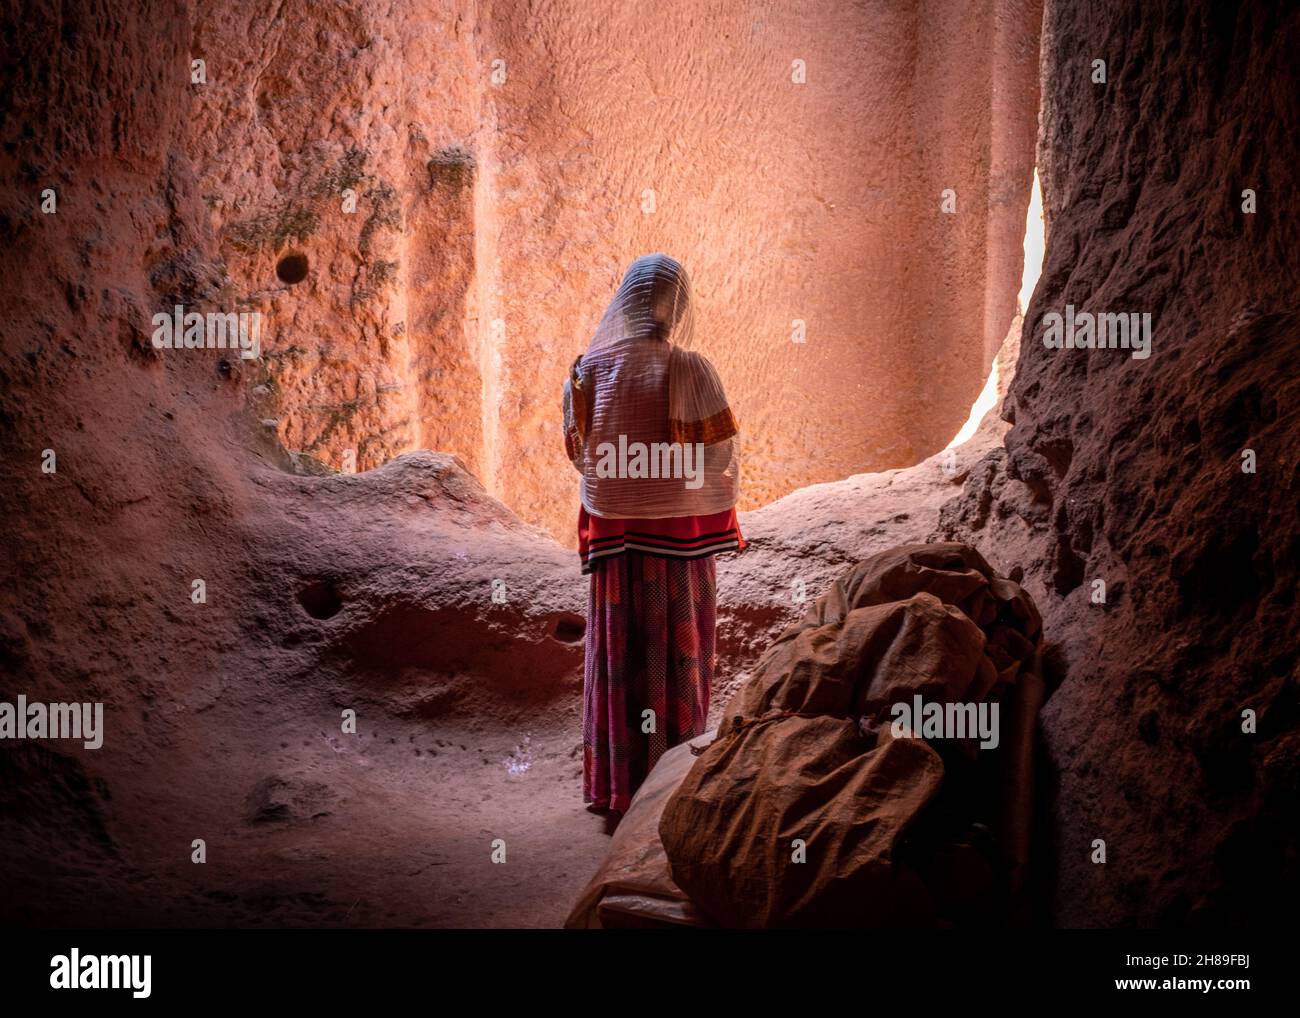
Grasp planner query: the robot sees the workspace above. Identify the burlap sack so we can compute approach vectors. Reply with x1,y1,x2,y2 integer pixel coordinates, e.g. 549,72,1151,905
659,543,1041,928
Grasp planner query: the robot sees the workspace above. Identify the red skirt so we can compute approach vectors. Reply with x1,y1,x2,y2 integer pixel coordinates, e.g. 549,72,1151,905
583,552,717,813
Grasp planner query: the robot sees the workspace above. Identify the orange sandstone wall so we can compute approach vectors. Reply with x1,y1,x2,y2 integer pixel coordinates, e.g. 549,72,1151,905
187,1,487,477
484,0,1043,539
188,0,1041,541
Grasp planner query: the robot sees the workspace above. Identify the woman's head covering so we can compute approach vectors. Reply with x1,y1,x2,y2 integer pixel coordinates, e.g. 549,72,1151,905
563,253,740,518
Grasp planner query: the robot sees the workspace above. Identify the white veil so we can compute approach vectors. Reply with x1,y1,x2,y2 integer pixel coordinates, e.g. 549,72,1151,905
563,254,740,519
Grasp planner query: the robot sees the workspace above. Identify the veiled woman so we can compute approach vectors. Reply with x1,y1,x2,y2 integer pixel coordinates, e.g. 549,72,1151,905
563,253,744,814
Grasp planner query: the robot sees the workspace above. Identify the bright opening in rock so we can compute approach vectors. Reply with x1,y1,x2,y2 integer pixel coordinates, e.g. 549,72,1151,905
946,169,1046,450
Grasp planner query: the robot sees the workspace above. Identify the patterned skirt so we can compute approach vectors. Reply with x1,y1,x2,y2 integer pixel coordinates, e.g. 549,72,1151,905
583,552,717,813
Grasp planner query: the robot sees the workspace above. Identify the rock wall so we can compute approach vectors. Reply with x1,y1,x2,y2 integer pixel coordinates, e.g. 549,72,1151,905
483,0,1043,539
0,0,597,919
10,0,1292,930
939,0,1300,925
0,0,1040,926
188,1,487,478
183,0,1042,540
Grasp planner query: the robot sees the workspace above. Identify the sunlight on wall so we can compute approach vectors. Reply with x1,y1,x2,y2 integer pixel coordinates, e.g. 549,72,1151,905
1018,168,1046,316
946,168,1045,450
945,351,1001,451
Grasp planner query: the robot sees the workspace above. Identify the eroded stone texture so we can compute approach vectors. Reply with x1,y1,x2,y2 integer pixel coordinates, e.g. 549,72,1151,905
185,0,1041,540
0,0,1016,924
188,2,487,478
12,0,1290,932
485,0,1043,539
938,0,1300,926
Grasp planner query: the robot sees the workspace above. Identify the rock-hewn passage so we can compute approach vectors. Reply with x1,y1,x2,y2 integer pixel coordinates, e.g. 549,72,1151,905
187,0,1042,541
1,0,1296,930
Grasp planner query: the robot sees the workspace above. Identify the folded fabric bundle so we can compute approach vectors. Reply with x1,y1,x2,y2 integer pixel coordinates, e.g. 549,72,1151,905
658,542,1043,928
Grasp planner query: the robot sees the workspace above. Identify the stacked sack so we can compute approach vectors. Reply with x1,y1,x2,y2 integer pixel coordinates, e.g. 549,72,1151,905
659,543,1042,927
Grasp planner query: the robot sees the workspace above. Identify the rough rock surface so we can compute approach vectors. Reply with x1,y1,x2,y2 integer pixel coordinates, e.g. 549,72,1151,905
937,0,1300,926
188,1,486,482
186,0,1041,541
484,0,1042,539
4,0,1293,931
0,0,1012,921
0,0,584,926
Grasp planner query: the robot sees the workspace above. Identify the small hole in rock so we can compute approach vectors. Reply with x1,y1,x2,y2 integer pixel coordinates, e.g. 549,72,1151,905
298,579,342,620
549,613,586,645
276,253,309,285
